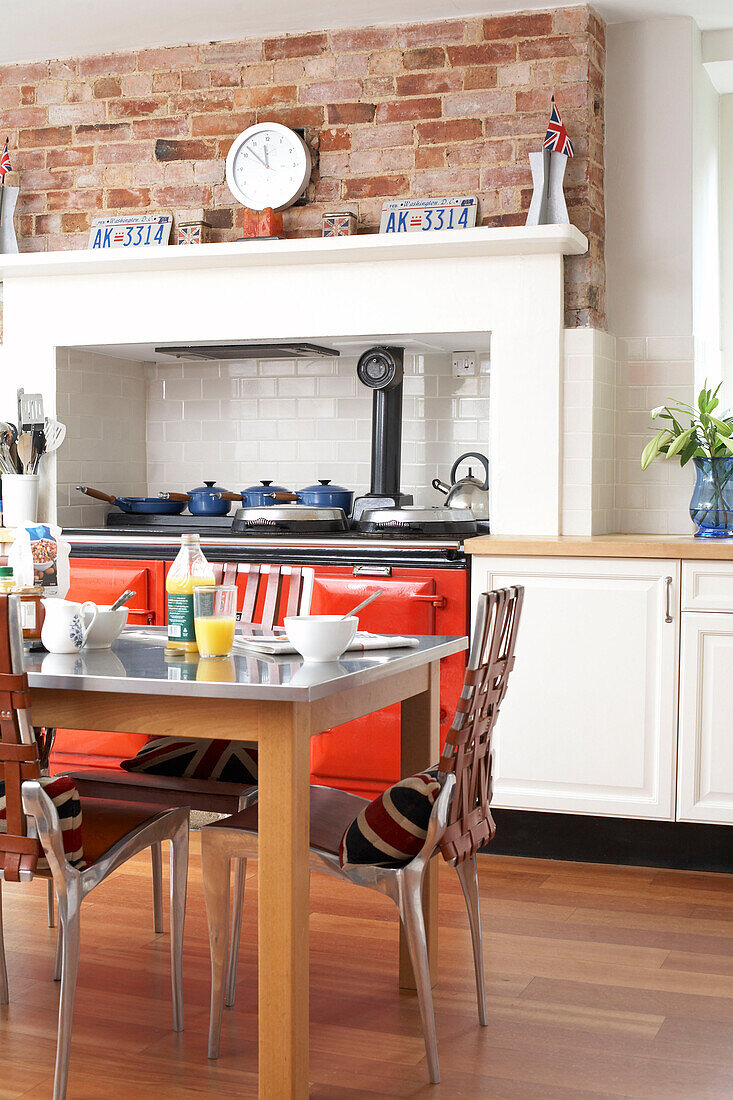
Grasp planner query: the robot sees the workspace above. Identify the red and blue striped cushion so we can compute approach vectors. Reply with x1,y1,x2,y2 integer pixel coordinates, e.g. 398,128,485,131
121,737,258,785
339,768,441,870
0,775,87,871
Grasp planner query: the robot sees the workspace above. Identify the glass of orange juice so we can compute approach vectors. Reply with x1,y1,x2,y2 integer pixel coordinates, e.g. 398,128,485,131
193,585,237,659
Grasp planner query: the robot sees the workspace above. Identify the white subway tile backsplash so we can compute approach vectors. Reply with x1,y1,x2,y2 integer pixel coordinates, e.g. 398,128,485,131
278,376,316,397
165,420,202,442
259,360,296,376
645,336,695,362
317,375,357,397
56,349,488,520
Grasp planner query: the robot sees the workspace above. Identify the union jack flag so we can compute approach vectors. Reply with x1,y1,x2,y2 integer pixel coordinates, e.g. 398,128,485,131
543,97,574,157
0,138,10,177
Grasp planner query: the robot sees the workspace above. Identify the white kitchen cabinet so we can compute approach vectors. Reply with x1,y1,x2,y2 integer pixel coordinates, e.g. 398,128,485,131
682,560,733,612
677,612,733,824
471,557,680,819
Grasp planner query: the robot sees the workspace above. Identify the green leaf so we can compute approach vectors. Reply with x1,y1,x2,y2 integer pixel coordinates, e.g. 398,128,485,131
710,417,733,436
679,439,699,466
665,426,696,459
698,386,709,413
716,433,733,455
641,430,670,470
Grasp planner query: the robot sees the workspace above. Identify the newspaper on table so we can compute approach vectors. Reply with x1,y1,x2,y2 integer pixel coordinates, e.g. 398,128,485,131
232,630,420,656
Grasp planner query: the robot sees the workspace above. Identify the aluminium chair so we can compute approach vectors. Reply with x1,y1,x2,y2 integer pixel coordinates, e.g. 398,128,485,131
0,594,189,1100
201,585,524,1084
67,563,313,1005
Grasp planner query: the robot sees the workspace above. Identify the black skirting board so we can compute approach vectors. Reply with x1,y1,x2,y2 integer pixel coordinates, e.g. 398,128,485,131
484,808,733,873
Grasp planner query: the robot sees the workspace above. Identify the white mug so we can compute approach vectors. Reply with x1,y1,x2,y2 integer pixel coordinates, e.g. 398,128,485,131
41,598,98,654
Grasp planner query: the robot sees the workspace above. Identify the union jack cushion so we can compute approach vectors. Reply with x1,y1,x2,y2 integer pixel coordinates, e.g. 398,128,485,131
0,774,87,871
120,738,258,785
339,768,441,870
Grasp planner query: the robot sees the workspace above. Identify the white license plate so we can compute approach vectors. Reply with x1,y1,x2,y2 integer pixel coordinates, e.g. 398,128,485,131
379,196,477,234
88,214,173,250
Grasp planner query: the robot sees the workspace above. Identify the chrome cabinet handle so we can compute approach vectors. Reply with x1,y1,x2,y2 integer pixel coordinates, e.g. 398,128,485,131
664,576,673,623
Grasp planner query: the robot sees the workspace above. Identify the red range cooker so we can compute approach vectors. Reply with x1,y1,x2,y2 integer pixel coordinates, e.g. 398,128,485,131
54,345,480,795
54,532,470,799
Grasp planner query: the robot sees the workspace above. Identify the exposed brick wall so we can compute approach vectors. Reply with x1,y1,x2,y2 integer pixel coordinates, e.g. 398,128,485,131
0,6,605,327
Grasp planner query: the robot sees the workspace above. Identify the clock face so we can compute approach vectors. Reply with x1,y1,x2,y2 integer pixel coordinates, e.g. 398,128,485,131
225,123,312,213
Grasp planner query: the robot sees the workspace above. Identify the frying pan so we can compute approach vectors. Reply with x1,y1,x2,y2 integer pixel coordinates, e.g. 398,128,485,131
76,486,187,515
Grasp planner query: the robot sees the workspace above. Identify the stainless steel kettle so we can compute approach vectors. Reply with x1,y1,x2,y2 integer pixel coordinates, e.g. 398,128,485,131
432,451,489,520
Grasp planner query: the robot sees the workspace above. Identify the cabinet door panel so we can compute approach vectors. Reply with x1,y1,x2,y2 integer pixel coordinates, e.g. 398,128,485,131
67,560,161,625
309,576,436,792
682,562,733,613
471,557,679,819
677,613,733,824
52,557,165,772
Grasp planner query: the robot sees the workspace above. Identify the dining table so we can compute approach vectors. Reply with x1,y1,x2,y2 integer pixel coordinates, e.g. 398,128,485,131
25,629,468,1099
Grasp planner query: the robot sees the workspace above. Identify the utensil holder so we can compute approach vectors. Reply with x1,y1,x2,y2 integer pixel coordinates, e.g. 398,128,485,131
2,474,39,527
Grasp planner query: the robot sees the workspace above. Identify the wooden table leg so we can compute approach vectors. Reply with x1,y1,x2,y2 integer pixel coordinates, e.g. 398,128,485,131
399,660,440,990
257,703,311,1100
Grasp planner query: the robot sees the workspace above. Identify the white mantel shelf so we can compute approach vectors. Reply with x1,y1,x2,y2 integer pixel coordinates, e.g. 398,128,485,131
0,224,587,279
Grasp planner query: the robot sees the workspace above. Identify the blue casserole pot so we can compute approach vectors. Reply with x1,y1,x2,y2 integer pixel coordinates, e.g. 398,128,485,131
187,481,239,517
297,480,354,514
240,480,291,508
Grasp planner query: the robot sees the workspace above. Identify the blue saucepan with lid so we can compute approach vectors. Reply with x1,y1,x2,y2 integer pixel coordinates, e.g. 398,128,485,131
298,480,354,513
240,480,292,508
185,481,242,516
159,481,242,516
267,480,354,514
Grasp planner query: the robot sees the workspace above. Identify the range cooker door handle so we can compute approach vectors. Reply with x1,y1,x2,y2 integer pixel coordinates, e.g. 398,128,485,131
407,594,446,608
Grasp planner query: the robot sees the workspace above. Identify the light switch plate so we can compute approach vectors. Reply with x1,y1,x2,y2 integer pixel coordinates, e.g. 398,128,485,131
452,351,477,377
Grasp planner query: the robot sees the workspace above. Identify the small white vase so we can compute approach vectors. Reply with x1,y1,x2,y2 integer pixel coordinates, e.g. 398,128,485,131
0,185,19,254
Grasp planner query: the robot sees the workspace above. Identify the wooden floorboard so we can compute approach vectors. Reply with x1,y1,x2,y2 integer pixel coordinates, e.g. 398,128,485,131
1,843,732,1097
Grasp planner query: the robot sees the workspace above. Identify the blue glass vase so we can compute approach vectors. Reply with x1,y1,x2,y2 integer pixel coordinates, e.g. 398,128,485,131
690,457,733,537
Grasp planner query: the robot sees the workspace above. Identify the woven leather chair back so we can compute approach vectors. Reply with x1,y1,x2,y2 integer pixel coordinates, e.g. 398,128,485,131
211,563,312,629
438,586,524,865
0,595,42,881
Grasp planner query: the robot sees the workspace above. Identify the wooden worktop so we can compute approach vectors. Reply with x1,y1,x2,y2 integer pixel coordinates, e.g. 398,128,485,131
463,534,733,560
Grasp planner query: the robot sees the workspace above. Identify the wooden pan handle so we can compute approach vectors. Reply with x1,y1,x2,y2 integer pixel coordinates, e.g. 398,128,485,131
161,492,190,502
268,492,299,502
76,485,116,504
218,492,243,502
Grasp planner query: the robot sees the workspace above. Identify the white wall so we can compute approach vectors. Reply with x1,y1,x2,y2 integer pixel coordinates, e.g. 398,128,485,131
721,94,733,395
692,26,722,388
605,16,728,535
606,17,695,340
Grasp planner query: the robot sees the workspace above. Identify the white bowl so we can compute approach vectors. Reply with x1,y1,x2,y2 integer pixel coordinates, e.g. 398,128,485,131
284,615,357,663
82,605,128,649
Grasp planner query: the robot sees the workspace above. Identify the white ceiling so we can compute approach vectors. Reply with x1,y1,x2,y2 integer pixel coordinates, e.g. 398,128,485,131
1,0,732,66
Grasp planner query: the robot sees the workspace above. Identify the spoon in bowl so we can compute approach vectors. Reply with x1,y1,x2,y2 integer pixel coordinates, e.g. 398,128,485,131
340,589,384,620
109,589,136,612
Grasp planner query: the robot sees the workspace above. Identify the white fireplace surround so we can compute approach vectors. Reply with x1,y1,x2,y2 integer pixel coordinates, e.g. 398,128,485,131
0,225,587,535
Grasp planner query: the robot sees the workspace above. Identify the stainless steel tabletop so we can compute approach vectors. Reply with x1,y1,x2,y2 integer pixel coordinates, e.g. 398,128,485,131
24,629,468,703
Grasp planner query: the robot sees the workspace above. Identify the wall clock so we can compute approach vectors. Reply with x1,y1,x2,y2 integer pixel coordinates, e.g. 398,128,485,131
225,123,312,213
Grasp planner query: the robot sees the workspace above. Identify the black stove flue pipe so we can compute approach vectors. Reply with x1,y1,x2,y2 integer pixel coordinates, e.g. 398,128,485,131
352,346,413,520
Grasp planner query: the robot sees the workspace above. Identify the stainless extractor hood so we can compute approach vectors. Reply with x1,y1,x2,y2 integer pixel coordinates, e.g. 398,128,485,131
155,342,340,360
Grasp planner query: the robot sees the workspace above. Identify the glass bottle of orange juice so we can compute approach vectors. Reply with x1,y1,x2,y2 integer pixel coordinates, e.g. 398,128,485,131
166,534,215,652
